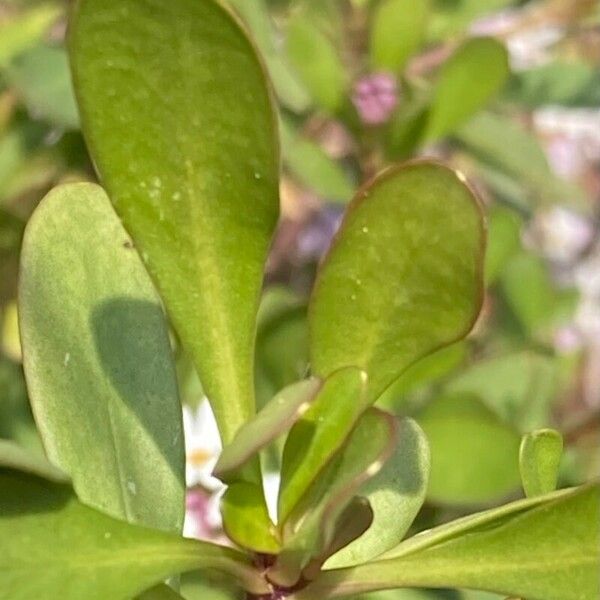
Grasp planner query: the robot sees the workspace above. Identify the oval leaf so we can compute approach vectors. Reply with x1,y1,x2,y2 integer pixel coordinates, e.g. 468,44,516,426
309,162,485,403
19,183,184,532
371,0,430,72
326,418,430,567
298,485,600,600
0,470,267,599
424,37,509,142
418,394,521,505
69,0,280,443
519,428,563,498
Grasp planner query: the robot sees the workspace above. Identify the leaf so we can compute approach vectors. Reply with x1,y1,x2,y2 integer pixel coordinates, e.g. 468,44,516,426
295,485,600,600
215,378,321,482
286,15,347,112
326,418,430,567
271,409,398,586
417,394,521,505
446,351,559,432
456,111,585,206
520,429,563,498
6,44,79,129
505,62,600,108
278,367,369,525
0,470,267,599
424,38,509,142
255,287,310,409
309,162,485,403
371,0,430,73
484,205,521,285
0,439,67,482
501,252,577,336
227,0,312,112
377,342,467,409
221,482,281,553
19,183,185,532
138,585,185,600
69,0,280,444
0,3,61,65
281,118,354,202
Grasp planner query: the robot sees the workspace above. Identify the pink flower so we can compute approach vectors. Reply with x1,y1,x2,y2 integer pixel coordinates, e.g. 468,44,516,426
352,72,399,126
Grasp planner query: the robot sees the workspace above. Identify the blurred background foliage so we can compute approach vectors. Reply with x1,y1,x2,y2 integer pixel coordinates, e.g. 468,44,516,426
0,0,599,598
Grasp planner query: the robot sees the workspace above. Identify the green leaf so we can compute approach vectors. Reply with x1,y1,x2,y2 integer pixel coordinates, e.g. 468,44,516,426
446,351,559,433
326,418,430,567
520,429,563,498
138,584,185,600
0,470,267,599
286,15,347,112
69,0,280,444
215,378,321,482
484,205,521,285
377,342,467,410
221,482,281,553
278,367,369,525
272,408,398,586
309,162,485,403
456,111,585,206
227,0,312,112
371,0,430,72
417,394,521,505
501,252,577,336
0,3,61,65
19,183,185,532
281,118,354,202
6,44,79,129
296,485,600,600
255,287,310,409
505,62,600,108
424,38,509,142
0,439,67,482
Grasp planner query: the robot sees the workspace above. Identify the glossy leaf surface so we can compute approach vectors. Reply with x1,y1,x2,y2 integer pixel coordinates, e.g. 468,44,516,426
371,0,429,72
19,183,184,531
520,429,563,498
221,482,280,553
418,395,521,505
424,38,509,142
326,418,430,567
278,367,369,524
215,378,321,482
0,471,266,599
70,0,279,443
309,162,485,402
296,485,600,600
272,409,397,586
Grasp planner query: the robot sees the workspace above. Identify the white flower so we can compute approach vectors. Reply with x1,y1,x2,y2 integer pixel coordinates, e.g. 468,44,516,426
183,399,223,491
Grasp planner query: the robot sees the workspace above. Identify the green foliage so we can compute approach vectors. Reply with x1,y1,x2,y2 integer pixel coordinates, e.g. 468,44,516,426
0,470,266,600
69,0,279,445
286,15,347,112
370,0,430,73
309,163,484,402
520,429,563,497
2,0,597,599
424,38,509,142
299,485,600,600
418,395,521,505
19,183,185,532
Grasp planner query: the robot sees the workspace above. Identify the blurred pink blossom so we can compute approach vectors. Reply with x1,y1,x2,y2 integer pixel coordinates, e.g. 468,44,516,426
352,72,399,126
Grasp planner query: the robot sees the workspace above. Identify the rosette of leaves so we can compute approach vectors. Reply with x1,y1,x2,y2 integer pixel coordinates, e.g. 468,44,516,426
1,1,598,599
